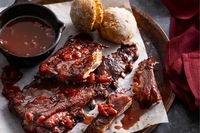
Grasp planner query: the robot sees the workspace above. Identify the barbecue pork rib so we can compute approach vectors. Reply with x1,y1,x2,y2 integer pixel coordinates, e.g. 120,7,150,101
84,94,132,133
133,57,161,107
8,78,108,133
39,40,138,85
8,44,138,133
39,38,104,82
6,34,139,133
94,44,139,86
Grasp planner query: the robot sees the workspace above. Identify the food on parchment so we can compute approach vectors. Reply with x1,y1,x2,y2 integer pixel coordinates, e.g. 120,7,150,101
5,36,139,133
8,79,108,133
133,57,162,107
70,0,103,32
84,94,132,133
104,45,138,80
39,38,104,81
99,7,137,45
39,37,138,84
94,44,138,86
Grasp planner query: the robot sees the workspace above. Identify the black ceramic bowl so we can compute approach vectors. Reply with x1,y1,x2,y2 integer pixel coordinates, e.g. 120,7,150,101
0,1,64,67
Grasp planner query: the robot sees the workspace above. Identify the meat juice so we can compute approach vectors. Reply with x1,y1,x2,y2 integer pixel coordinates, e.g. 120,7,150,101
0,16,55,56
121,99,147,130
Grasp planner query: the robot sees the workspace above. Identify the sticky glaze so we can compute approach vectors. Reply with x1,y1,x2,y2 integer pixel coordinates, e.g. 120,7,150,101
121,100,147,130
82,114,95,125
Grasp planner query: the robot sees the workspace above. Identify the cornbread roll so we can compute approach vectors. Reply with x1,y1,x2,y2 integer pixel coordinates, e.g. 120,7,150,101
99,7,137,45
70,0,103,32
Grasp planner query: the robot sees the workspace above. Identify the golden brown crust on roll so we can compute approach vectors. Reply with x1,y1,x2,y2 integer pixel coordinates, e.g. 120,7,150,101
93,0,103,30
99,7,137,45
70,0,103,32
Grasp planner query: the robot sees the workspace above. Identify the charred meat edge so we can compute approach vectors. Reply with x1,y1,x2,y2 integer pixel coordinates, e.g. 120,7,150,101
133,57,162,108
39,38,105,82
84,94,132,133
8,79,106,133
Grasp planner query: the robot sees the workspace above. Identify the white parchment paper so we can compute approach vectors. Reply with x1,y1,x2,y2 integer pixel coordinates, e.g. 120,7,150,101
0,1,168,133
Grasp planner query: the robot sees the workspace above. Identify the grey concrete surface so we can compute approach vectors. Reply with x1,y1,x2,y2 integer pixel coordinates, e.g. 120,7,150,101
0,0,199,133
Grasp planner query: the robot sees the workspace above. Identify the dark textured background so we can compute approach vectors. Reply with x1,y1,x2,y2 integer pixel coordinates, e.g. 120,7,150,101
130,1,199,133
0,0,199,133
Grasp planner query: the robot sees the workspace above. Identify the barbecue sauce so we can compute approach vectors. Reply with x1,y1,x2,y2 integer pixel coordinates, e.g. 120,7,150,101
114,125,122,129
0,16,55,56
121,99,147,130
82,114,94,125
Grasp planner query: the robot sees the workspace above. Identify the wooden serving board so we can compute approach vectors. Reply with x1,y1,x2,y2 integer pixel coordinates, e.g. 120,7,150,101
15,0,175,132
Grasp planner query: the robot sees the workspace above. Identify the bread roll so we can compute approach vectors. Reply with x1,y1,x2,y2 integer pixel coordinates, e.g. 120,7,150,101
99,7,137,45
70,0,103,32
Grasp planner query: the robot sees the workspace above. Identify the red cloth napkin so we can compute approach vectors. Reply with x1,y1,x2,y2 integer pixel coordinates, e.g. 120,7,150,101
162,0,200,110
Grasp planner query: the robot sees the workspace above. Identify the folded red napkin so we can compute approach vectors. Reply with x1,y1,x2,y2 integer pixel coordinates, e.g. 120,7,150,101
162,0,199,19
162,0,199,110
170,14,199,38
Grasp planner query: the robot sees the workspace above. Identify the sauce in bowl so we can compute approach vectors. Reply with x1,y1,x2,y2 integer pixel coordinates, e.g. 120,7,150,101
0,16,56,57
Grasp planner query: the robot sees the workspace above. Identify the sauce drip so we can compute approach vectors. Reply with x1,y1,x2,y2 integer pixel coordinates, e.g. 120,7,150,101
0,16,55,56
121,99,147,130
82,114,94,125
1,65,22,101
114,125,122,129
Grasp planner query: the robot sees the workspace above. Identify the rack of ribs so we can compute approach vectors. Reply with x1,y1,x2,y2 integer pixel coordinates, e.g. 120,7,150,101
133,57,162,107
39,41,138,85
84,94,132,133
39,38,104,82
6,35,139,133
8,78,108,133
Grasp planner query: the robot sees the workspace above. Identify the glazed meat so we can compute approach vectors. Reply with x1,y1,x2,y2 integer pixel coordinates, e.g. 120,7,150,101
4,35,139,133
6,43,139,133
84,94,132,133
39,42,138,84
8,79,107,133
106,45,138,79
39,38,104,82
133,57,161,107
94,44,138,85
